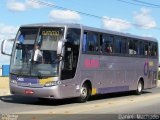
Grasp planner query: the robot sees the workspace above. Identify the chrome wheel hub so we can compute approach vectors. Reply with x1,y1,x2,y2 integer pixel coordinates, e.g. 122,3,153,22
81,87,87,99
138,82,142,93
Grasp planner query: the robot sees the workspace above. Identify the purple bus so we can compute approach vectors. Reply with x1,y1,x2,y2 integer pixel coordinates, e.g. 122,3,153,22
1,23,158,102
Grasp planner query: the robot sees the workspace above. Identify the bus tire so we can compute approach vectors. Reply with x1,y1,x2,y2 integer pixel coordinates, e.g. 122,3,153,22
135,80,143,95
76,83,91,103
38,97,49,101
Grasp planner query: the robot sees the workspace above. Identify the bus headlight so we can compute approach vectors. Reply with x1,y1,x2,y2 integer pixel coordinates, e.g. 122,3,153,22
44,81,61,87
11,80,17,84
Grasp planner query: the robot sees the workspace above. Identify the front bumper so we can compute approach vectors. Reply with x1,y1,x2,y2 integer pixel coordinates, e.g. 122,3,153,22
10,83,62,99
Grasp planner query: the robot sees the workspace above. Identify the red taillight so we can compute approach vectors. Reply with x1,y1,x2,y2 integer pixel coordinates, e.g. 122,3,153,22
25,90,34,94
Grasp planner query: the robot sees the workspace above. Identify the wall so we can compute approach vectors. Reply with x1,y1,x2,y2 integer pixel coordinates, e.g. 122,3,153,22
0,68,2,76
2,65,10,77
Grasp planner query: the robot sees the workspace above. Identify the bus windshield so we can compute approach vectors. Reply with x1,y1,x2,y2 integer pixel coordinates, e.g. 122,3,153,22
10,27,64,77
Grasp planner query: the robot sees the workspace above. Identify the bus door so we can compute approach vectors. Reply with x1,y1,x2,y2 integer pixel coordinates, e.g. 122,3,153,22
59,28,80,98
148,68,158,88
152,71,157,87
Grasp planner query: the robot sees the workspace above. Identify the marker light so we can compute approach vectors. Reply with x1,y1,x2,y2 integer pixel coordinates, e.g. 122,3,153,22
11,80,17,84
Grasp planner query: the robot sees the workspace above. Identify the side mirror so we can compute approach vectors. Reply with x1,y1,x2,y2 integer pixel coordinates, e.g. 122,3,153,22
1,39,14,56
57,39,66,56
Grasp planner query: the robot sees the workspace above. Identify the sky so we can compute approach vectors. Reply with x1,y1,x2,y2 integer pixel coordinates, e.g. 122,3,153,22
0,0,160,65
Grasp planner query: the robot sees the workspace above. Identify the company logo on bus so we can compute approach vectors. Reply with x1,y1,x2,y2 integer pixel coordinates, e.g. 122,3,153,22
17,77,24,82
84,59,100,68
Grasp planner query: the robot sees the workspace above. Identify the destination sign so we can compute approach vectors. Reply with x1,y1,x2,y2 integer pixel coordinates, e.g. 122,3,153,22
42,31,60,36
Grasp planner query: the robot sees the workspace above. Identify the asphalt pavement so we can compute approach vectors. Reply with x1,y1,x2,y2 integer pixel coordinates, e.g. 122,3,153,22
0,78,160,120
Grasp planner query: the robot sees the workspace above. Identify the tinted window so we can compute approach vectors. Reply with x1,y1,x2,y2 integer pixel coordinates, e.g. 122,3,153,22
83,31,98,53
128,39,134,55
128,39,138,55
144,42,149,56
83,32,87,52
150,42,158,57
115,36,121,54
114,36,127,54
103,34,113,54
138,41,144,55
121,38,127,54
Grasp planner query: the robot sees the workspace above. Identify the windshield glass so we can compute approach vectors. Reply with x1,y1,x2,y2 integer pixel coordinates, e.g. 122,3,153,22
10,27,64,77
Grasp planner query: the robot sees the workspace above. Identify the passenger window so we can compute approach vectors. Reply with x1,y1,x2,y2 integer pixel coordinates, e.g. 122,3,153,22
154,43,158,57
150,42,158,57
115,36,121,54
121,38,127,54
138,41,144,55
128,39,138,55
114,36,126,54
83,32,87,52
99,34,103,53
103,34,113,54
144,42,149,56
83,32,98,53
128,39,134,55
134,40,138,55
148,42,152,56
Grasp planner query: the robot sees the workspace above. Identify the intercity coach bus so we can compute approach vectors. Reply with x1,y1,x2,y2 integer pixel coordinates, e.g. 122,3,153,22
1,23,158,102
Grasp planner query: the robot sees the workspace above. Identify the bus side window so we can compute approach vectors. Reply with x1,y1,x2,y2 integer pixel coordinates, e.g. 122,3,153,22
103,34,113,54
151,42,158,57
144,42,149,56
138,41,144,56
84,31,98,53
89,32,98,52
128,39,134,55
115,36,122,54
114,36,127,55
128,39,138,55
83,32,87,52
154,43,158,57
148,42,152,56
134,40,138,55
121,38,127,54
99,34,103,53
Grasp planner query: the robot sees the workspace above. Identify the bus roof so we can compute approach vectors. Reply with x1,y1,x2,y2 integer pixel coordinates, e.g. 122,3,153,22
21,22,157,42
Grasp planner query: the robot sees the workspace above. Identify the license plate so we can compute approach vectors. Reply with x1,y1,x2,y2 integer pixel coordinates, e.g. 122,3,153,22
25,90,34,94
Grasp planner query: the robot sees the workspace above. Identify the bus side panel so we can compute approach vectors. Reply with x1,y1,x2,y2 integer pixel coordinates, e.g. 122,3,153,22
79,54,158,95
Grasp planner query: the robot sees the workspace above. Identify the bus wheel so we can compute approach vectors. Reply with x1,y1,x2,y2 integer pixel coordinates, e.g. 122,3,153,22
77,84,91,103
38,97,49,101
135,80,143,95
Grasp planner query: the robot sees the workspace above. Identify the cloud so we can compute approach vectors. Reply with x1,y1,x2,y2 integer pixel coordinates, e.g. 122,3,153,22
6,0,45,12
0,24,18,65
0,24,18,35
102,16,132,31
133,8,156,29
49,10,81,22
7,0,26,12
